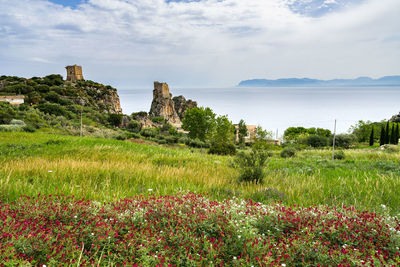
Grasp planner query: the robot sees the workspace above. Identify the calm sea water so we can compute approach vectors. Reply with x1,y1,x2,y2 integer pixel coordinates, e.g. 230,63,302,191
118,87,400,135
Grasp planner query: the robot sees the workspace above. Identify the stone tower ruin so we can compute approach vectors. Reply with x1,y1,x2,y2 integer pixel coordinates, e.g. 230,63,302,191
65,65,84,82
150,82,181,126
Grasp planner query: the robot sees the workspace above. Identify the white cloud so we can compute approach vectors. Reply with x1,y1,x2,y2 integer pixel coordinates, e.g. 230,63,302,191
0,0,399,87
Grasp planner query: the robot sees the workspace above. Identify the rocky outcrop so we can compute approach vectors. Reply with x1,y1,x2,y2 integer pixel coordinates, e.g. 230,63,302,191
75,84,122,114
390,112,400,123
149,82,181,126
132,111,154,128
172,95,197,120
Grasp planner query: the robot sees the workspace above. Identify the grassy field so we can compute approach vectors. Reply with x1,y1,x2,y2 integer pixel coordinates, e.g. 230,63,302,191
1,132,400,215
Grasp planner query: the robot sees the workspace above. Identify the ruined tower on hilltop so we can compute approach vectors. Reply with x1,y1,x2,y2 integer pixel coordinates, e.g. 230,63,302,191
65,65,84,82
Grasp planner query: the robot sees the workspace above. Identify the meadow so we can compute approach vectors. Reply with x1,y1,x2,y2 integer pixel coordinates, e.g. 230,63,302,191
1,132,400,215
1,132,400,265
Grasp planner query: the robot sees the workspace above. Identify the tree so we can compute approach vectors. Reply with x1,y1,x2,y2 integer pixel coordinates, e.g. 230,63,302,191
390,125,396,144
385,121,390,144
182,107,216,141
396,124,400,145
238,119,248,145
369,127,374,146
379,126,385,146
208,115,236,155
108,113,123,127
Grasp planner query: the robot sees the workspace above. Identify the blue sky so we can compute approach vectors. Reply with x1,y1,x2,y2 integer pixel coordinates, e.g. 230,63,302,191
0,0,399,88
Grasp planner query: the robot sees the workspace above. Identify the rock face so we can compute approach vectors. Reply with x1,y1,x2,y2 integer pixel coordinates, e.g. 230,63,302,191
77,84,122,114
132,112,154,128
390,112,400,123
149,82,181,126
172,95,197,120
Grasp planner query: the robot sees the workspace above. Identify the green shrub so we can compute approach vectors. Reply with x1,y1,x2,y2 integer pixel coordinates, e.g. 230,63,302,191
108,114,123,127
127,120,141,133
334,150,345,160
187,138,207,148
37,103,69,118
140,127,159,138
151,116,165,124
158,139,167,145
165,135,178,144
332,134,356,149
22,125,37,133
208,142,236,155
281,147,296,158
233,149,269,183
306,135,328,148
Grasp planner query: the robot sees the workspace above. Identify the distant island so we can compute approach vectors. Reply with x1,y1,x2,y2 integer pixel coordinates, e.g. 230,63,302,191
238,76,400,87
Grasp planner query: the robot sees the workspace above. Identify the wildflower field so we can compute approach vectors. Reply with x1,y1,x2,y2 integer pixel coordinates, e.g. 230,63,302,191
1,132,400,265
1,194,399,265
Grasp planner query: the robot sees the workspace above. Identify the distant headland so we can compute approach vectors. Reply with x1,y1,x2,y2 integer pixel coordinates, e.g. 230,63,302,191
238,76,400,87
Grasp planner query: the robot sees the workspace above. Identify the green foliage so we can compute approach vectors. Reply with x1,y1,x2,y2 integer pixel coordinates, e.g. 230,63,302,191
108,114,123,127
0,102,16,124
284,126,331,143
306,135,328,148
151,116,165,124
140,127,159,138
333,134,356,149
369,127,374,146
280,147,296,158
334,150,345,160
380,126,386,146
127,120,141,133
209,115,236,155
22,125,37,133
233,147,269,183
237,119,248,145
182,107,216,141
208,142,236,155
37,103,70,118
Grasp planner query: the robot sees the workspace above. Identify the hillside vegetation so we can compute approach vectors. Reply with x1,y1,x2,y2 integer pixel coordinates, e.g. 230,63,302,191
1,132,400,215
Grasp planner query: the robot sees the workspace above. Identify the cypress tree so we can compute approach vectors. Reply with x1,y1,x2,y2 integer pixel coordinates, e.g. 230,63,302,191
390,125,396,144
396,124,400,145
380,126,385,146
385,121,390,144
369,127,374,146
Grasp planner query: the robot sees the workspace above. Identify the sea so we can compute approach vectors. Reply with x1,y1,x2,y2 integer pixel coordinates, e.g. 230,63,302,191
118,87,400,135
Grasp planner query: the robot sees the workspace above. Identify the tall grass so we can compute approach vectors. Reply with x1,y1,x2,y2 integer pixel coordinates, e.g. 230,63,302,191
1,132,400,215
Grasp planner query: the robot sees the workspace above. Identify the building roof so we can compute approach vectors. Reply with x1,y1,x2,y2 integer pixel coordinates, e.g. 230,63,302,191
0,95,25,99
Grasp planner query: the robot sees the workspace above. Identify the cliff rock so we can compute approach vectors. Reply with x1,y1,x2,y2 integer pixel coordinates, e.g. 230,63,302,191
132,112,154,128
78,84,122,114
390,112,400,123
173,95,197,120
149,82,181,126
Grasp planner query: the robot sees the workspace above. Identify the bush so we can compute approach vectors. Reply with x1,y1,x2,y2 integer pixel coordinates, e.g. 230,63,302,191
334,150,345,160
127,120,141,133
165,135,178,144
208,142,236,155
108,114,123,127
22,125,37,133
332,134,356,149
281,147,296,158
306,135,328,148
151,116,165,124
37,103,69,118
140,127,159,138
187,138,206,148
233,149,269,183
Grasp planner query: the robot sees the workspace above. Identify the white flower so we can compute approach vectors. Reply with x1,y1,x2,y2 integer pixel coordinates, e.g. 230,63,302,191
381,204,387,209
233,256,237,260
238,235,241,239
74,215,77,218
148,189,153,191
48,171,53,173
281,264,286,267
91,233,94,236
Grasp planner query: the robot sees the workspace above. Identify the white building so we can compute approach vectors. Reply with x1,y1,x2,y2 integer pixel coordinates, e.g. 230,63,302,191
0,95,25,105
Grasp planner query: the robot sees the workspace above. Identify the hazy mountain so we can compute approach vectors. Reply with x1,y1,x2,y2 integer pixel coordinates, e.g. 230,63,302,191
238,76,400,87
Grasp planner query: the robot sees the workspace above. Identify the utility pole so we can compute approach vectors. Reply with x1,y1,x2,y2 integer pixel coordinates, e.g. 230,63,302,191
332,119,337,162
80,106,83,137
276,129,278,139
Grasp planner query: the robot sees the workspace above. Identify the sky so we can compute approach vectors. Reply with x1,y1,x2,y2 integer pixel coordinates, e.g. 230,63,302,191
0,0,399,88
